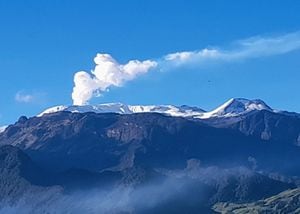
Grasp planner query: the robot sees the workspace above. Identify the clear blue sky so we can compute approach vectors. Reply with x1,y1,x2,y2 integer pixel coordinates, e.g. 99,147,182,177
1,0,300,125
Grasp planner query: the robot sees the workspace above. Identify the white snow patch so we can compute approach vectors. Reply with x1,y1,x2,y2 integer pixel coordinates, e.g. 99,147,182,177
0,126,8,133
38,103,205,118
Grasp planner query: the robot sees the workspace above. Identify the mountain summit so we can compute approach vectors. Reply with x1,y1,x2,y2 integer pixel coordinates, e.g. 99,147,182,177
38,98,275,119
200,98,272,118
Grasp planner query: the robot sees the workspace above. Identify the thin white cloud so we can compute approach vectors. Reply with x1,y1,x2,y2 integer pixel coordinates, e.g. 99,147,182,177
15,91,35,103
165,31,300,65
14,91,46,104
72,31,300,105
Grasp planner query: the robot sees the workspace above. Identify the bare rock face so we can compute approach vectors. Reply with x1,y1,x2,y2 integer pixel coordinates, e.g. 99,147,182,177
212,110,300,144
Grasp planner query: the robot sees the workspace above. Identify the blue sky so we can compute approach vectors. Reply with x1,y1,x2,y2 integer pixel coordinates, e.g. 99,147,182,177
1,0,300,125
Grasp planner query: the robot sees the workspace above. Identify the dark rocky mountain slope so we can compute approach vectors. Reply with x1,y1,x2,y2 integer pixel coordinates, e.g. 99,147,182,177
1,106,300,213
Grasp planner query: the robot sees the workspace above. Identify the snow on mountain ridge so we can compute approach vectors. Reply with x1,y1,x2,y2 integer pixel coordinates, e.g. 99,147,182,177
0,126,8,133
38,98,274,119
199,98,272,118
38,103,205,118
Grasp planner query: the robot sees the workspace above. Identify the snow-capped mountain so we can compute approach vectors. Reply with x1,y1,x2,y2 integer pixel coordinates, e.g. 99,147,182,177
38,98,276,119
2,97,300,213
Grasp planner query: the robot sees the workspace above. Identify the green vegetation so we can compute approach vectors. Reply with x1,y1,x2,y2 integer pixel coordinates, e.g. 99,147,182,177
213,188,300,214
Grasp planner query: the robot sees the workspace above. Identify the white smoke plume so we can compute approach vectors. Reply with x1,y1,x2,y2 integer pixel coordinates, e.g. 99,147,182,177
72,31,300,105
72,54,157,105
